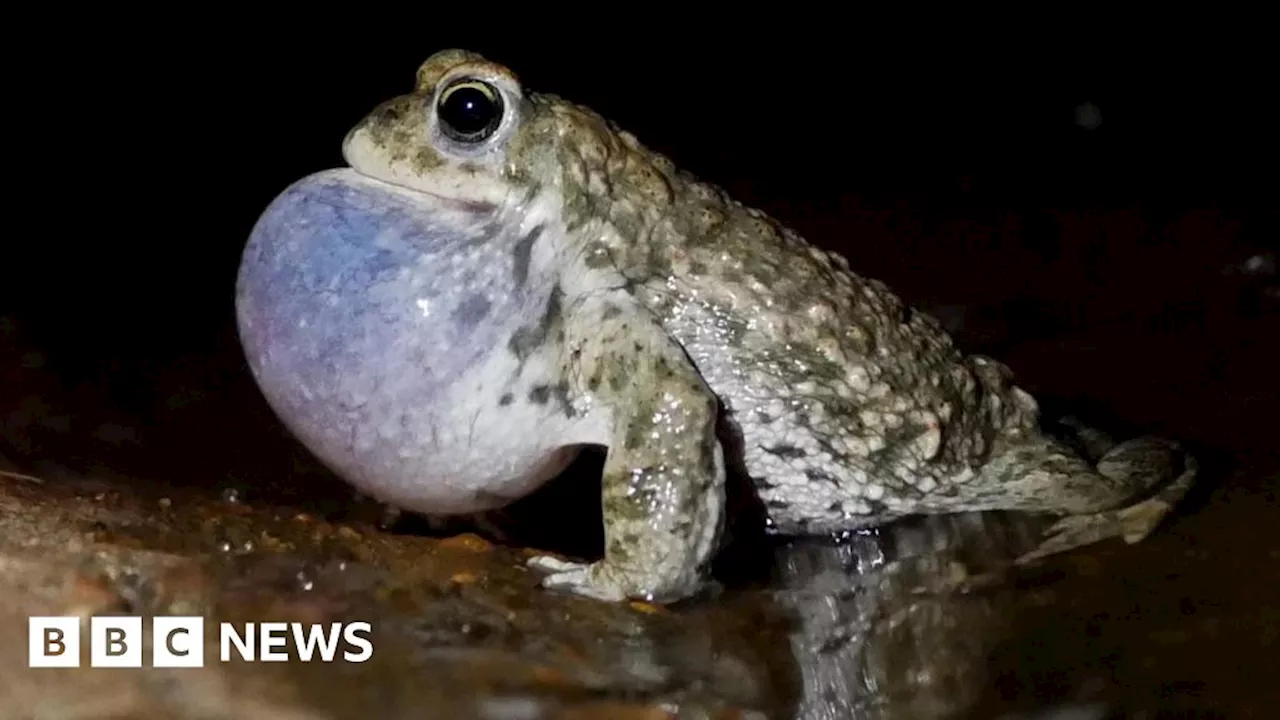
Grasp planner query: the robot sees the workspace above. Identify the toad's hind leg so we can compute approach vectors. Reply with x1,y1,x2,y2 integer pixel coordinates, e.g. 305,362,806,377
1013,434,1197,564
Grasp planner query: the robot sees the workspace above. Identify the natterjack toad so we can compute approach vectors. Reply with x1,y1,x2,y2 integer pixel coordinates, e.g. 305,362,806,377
235,50,1197,603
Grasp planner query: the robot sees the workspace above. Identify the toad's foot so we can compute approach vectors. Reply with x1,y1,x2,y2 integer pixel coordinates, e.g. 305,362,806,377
526,556,623,602
527,555,705,603
1016,436,1197,564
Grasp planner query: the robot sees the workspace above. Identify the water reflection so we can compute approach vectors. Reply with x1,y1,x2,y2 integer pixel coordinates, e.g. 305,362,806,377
766,512,1052,719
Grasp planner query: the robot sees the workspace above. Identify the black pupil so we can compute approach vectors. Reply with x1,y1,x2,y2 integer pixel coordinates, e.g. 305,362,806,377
439,85,498,138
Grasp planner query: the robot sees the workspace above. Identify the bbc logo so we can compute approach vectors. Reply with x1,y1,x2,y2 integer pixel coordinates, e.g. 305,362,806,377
30,616,374,667
29,616,203,668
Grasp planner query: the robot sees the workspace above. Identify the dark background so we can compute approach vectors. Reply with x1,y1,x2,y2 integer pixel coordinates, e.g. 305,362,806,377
2,23,1278,714
2,23,1275,514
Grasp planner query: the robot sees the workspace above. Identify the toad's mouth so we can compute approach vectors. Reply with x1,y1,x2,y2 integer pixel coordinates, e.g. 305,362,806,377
341,164,502,216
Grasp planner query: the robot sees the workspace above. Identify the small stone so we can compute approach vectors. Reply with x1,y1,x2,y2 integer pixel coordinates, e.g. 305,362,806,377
628,600,665,615
438,533,493,553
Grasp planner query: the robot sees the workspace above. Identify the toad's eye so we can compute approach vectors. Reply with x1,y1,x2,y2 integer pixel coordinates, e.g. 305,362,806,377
436,79,504,143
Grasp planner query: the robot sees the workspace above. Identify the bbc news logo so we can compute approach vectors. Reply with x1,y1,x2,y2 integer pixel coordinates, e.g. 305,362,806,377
29,616,373,667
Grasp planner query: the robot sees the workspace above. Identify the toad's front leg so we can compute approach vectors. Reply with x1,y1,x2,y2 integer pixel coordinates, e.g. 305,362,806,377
528,294,726,603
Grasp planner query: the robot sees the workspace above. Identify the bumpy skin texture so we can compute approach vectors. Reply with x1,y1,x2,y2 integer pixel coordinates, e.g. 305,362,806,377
236,50,1197,603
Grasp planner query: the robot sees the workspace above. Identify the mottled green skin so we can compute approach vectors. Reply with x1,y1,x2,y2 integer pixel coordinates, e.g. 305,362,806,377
339,50,1197,603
